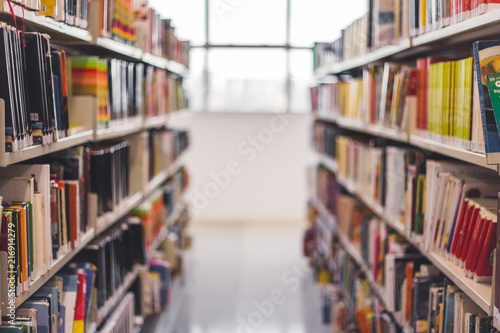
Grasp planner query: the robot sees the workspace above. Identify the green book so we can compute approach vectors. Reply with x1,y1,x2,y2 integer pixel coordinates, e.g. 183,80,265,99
486,73,500,138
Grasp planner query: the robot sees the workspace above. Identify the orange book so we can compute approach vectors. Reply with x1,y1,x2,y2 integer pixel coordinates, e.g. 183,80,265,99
404,262,414,323
10,204,29,292
67,182,80,249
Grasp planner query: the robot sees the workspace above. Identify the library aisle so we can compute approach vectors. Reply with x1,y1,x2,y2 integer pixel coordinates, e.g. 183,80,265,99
144,221,330,333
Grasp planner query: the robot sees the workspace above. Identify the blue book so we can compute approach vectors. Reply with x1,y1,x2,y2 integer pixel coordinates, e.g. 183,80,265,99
36,285,60,333
473,40,500,154
442,285,458,333
19,299,50,333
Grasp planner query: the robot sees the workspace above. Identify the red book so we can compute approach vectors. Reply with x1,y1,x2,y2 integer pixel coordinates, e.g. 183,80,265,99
449,198,470,258
73,272,87,332
464,212,486,274
469,214,493,276
458,205,480,264
474,216,497,281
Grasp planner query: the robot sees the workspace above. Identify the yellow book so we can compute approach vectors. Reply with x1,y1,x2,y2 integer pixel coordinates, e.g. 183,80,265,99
390,72,402,127
40,0,56,17
420,0,426,33
437,62,444,141
449,61,456,142
442,61,451,140
463,57,473,149
455,59,465,147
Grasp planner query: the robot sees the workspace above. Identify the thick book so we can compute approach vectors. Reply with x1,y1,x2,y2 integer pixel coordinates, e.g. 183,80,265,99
472,40,500,153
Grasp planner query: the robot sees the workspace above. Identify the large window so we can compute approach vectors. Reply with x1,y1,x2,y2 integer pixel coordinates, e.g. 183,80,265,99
149,0,368,113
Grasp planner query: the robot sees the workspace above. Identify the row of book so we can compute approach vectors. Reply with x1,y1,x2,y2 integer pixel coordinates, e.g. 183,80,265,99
71,57,186,132
1,24,188,154
0,147,93,295
307,182,499,333
0,208,178,332
129,127,189,196
16,0,191,64
130,167,188,255
0,127,188,303
134,2,190,66
313,0,500,71
312,40,500,154
327,130,500,282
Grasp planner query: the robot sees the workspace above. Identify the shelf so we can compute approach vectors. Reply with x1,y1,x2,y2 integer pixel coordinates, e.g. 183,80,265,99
96,155,185,236
167,61,188,76
316,115,409,144
315,9,500,76
96,191,144,236
144,114,169,129
309,197,390,310
15,228,95,307
142,53,169,69
318,153,338,173
315,114,500,172
315,39,411,76
1,2,92,43
93,117,144,142
316,152,493,313
409,135,499,172
96,265,144,326
94,37,143,61
1,130,94,167
412,8,500,47
147,202,186,260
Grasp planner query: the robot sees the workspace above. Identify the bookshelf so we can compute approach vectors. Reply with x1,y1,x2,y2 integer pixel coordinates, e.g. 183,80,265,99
0,106,189,167
315,114,500,172
314,8,500,77
0,2,191,331
315,152,493,313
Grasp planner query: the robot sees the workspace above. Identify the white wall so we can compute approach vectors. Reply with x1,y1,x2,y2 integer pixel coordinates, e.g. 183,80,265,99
170,113,316,223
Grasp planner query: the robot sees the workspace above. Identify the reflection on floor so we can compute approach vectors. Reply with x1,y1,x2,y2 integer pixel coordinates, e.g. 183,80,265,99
142,221,331,333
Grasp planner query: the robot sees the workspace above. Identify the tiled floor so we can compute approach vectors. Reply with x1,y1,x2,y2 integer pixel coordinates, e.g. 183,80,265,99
143,221,331,333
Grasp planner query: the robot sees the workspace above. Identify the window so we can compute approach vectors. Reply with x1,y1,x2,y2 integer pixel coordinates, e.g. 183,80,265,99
153,0,363,113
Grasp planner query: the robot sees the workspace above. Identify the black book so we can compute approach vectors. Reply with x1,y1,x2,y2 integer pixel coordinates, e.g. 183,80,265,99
7,28,25,148
19,32,32,146
51,51,64,137
24,33,48,145
0,24,18,152
90,145,114,215
41,34,58,142
13,31,31,148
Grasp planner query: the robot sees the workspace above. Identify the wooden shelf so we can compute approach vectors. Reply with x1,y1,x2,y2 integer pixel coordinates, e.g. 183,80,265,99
315,152,493,313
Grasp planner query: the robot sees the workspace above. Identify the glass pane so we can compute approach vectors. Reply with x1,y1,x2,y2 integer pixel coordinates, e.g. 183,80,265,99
290,0,369,47
207,49,287,112
149,0,206,46
290,49,313,113
185,48,207,111
209,0,287,45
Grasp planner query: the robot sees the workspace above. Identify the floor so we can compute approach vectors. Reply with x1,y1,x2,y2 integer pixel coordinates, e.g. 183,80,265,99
142,221,331,333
